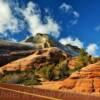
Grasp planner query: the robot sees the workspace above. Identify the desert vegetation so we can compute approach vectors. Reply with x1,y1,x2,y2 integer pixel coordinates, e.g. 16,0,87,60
0,59,69,85
0,48,98,86
0,69,41,85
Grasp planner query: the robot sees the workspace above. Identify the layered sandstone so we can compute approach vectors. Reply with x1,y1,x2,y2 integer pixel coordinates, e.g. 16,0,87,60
0,47,70,74
59,61,100,93
68,57,79,69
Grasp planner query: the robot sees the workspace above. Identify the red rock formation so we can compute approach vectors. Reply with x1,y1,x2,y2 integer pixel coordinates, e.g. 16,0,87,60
68,57,79,69
0,50,35,67
59,61,100,93
0,47,70,73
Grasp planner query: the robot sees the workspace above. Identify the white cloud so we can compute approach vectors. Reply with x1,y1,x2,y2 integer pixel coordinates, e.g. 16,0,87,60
0,0,23,33
60,3,72,13
59,37,99,56
60,2,80,26
86,43,99,56
9,38,18,42
45,8,49,13
69,19,78,26
72,11,80,18
95,25,100,32
22,2,60,38
0,0,60,41
59,37,83,48
60,3,80,18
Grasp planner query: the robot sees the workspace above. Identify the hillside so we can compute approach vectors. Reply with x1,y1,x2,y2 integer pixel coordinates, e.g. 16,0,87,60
0,39,35,67
59,61,100,93
0,33,99,94
0,47,71,85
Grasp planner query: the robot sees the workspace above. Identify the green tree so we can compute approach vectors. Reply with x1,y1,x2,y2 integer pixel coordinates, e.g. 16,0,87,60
52,60,69,80
78,48,88,66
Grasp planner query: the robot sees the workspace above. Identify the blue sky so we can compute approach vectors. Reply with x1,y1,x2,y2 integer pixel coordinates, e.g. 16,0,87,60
0,0,100,56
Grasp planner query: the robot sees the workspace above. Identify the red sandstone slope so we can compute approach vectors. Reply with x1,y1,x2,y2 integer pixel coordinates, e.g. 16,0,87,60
59,61,100,93
0,47,70,74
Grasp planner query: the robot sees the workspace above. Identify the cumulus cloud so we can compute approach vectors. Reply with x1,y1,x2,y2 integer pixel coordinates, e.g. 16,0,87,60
0,0,60,41
59,37,99,56
21,2,60,38
86,43,99,56
59,37,83,48
0,0,24,34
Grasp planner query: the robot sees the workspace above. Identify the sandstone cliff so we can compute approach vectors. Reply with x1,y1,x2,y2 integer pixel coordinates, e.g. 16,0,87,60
59,61,100,93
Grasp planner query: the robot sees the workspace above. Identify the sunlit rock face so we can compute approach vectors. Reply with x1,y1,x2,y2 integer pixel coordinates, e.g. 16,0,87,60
59,61,100,93
0,47,70,74
25,33,80,56
0,39,34,67
68,57,79,69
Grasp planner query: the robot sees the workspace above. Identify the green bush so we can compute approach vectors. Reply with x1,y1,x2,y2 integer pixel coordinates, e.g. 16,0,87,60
36,60,69,81
0,69,41,85
0,60,70,84
21,76,41,85
78,48,89,66
52,60,69,80
68,49,97,74
36,65,54,80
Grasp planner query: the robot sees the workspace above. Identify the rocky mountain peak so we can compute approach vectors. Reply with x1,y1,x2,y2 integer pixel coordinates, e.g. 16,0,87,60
25,33,55,48
25,33,80,56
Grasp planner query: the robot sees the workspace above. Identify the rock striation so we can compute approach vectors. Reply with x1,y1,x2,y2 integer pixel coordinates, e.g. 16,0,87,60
25,33,80,56
0,39,34,67
59,61,100,93
0,47,70,74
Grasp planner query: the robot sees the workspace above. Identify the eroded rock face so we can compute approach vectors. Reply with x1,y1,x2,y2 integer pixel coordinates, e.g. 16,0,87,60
59,61,100,93
0,50,35,67
0,47,70,74
0,39,34,67
68,57,79,69
25,33,80,56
